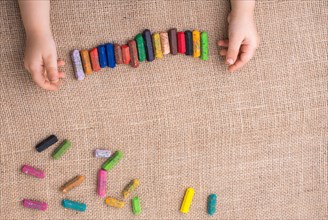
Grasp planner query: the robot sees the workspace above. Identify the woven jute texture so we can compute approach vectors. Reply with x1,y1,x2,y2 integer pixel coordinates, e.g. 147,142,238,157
0,0,327,219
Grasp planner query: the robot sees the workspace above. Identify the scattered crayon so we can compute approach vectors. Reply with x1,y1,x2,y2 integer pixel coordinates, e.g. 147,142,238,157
52,139,71,160
21,164,45,179
97,170,107,197
122,179,139,198
180,187,195,214
62,199,86,212
94,149,111,158
207,194,217,216
22,199,47,211
102,150,123,171
131,196,141,215
105,197,125,208
60,175,85,194
35,135,58,152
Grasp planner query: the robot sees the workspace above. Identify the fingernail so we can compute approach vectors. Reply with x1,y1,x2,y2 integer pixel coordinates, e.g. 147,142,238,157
226,58,234,65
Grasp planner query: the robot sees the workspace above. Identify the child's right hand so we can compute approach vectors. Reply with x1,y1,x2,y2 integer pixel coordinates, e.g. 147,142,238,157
23,33,65,91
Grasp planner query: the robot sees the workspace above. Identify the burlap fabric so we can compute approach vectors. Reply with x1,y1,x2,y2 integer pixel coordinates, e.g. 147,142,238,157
0,0,327,219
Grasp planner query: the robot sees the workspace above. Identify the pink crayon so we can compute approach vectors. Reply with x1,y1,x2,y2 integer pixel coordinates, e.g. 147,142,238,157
97,169,107,197
21,164,45,179
23,199,47,211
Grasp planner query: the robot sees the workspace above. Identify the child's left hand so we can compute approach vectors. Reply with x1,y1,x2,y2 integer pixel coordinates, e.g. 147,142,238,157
218,12,260,73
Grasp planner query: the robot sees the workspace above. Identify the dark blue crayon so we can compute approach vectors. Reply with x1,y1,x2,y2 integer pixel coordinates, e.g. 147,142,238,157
97,45,107,68
105,43,116,68
142,29,155,62
185,31,193,56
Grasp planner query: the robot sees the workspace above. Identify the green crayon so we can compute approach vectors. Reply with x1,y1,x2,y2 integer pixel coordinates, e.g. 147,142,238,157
135,34,146,62
200,31,209,61
131,196,141,215
52,140,71,160
102,150,123,171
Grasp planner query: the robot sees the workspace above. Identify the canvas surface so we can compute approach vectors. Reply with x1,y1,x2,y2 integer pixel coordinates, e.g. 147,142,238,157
0,0,327,219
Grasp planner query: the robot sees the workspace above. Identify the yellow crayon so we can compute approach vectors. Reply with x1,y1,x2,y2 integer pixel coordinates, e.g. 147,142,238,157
122,179,139,198
80,50,92,74
105,197,124,208
180,187,194,214
192,30,200,58
152,33,163,59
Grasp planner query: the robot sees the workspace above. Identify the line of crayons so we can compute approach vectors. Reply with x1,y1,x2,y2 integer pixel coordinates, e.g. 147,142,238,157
71,28,209,80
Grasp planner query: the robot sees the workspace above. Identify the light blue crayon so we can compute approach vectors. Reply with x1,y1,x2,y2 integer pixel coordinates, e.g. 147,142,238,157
207,194,217,216
62,199,86,212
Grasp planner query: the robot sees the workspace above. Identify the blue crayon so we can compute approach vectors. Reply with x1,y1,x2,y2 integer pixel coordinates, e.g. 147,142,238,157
105,43,116,68
62,199,86,212
97,45,107,68
142,29,155,62
207,194,217,216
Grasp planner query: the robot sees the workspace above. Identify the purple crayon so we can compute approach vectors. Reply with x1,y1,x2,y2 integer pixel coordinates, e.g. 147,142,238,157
94,149,111,158
21,164,45,179
23,199,47,211
71,50,85,80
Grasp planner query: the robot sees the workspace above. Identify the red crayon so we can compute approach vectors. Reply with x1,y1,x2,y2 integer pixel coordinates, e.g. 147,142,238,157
114,44,123,64
128,40,139,68
177,32,186,54
90,48,101,71
121,45,131,65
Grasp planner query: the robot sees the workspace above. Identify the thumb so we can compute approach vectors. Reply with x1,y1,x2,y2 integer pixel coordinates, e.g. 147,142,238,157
44,55,59,82
226,36,243,65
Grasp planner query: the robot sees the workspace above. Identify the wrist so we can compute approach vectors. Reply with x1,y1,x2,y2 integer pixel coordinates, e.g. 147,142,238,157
230,9,254,19
26,28,52,40
230,1,255,18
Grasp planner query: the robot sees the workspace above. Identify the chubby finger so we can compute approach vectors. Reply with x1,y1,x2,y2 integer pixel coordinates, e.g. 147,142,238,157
31,71,59,91
57,59,65,67
58,71,65,78
24,58,60,91
226,35,243,65
228,46,256,72
44,55,59,83
219,49,227,56
217,40,229,47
